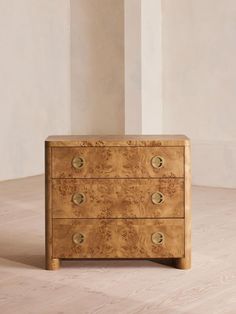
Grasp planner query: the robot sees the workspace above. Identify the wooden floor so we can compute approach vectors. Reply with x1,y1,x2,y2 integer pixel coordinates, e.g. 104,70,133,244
0,175,236,314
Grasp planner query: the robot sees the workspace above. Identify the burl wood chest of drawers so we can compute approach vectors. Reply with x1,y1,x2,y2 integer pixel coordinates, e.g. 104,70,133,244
45,135,191,270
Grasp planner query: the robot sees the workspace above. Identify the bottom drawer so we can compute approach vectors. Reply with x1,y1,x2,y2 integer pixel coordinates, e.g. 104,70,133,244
53,219,184,258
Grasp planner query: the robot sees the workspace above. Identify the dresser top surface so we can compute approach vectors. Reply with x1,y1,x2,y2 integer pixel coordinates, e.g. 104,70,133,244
45,135,190,147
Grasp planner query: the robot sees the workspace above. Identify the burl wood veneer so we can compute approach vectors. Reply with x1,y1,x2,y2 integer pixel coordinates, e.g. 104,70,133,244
45,135,191,270
52,178,184,219
53,219,185,259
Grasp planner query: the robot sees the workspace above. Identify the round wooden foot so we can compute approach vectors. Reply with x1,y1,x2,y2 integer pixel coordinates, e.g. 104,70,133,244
174,257,191,270
46,258,60,270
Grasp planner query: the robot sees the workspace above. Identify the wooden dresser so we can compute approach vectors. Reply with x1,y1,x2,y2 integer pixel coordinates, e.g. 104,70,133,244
45,135,191,270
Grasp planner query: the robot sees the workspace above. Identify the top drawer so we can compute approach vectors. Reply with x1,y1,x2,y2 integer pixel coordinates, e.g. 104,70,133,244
51,146,184,178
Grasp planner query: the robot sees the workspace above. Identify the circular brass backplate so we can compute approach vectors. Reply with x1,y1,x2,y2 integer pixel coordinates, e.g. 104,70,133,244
151,156,164,169
151,192,164,205
72,156,85,169
72,193,86,206
72,233,85,245
151,232,164,245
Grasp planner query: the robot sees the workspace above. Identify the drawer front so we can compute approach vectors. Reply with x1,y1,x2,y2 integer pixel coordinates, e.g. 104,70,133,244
52,178,184,218
51,147,184,178
53,219,184,258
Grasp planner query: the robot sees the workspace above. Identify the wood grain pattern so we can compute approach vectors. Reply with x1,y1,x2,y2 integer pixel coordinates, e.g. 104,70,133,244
45,144,60,270
53,219,185,259
175,143,192,269
45,135,191,270
46,134,190,147
52,178,184,218
51,146,184,178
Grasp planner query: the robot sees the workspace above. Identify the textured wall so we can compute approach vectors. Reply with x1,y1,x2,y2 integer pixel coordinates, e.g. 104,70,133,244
2,0,235,188
163,0,236,187
124,0,142,134
0,0,70,181
124,0,162,135
141,0,162,134
71,0,124,135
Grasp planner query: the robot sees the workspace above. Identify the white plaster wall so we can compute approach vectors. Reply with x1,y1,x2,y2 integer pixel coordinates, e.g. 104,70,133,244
71,0,124,135
0,0,71,181
124,0,142,134
2,0,235,189
163,0,236,188
141,0,162,134
124,0,162,135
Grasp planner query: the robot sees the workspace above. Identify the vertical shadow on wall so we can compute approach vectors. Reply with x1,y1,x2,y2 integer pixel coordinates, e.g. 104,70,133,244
70,0,125,135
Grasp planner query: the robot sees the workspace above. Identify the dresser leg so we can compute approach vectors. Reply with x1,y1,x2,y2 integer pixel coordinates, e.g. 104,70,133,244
46,258,60,270
174,256,191,270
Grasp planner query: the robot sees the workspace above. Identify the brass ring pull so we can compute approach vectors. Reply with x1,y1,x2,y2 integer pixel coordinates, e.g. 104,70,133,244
72,233,85,244
152,232,164,245
72,193,86,205
151,192,164,204
72,156,85,169
151,156,164,169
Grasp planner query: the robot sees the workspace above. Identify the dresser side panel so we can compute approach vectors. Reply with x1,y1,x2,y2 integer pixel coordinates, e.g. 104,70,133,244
45,144,58,269
184,143,192,265
175,142,191,269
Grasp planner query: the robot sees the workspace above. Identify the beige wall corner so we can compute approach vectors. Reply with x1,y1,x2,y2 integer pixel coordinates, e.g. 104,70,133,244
71,0,125,135
141,0,162,134
124,0,142,134
124,0,162,135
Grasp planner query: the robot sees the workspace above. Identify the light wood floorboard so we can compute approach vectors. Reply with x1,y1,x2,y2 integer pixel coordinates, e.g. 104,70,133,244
0,175,236,313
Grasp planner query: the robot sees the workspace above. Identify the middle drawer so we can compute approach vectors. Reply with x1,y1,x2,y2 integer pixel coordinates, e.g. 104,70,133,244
52,178,184,218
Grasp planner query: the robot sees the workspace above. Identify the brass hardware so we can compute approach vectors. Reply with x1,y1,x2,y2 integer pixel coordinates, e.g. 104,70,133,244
151,192,164,204
152,232,164,245
72,233,85,244
72,156,85,169
72,193,86,205
151,156,164,169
